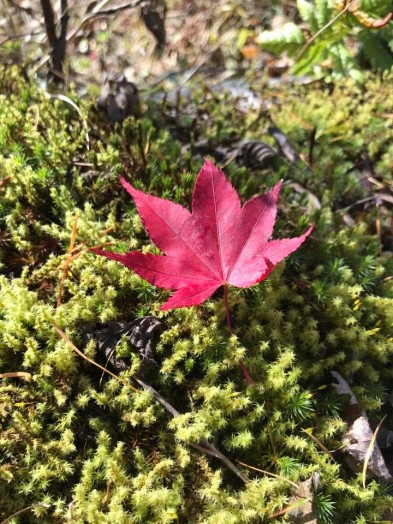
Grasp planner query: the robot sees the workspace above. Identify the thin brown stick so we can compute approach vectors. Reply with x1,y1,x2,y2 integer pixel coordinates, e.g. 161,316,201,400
0,372,31,380
267,499,309,520
301,429,335,461
66,243,114,264
57,213,79,307
1,504,51,524
375,203,382,256
134,375,181,417
76,230,113,252
57,213,113,307
134,375,249,483
190,440,249,484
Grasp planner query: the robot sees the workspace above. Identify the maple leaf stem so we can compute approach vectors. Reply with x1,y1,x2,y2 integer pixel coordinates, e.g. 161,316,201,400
224,284,253,386
223,284,232,335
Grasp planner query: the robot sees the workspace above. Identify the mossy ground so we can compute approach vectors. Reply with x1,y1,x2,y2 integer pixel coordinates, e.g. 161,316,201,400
0,67,392,523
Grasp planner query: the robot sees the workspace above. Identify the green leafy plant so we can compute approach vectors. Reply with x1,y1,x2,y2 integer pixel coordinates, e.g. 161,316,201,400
257,0,393,81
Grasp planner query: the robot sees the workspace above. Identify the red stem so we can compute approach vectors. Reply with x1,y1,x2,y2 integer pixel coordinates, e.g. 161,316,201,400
223,284,253,386
223,284,232,335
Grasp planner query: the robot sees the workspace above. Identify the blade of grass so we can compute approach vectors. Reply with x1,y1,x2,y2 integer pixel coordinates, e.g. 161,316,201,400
362,414,387,488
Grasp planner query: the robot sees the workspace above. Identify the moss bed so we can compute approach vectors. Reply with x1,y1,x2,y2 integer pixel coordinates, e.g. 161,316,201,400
0,67,392,523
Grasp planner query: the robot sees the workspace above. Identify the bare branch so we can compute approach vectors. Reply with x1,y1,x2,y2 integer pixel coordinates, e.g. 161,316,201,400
40,0,57,48
52,0,69,78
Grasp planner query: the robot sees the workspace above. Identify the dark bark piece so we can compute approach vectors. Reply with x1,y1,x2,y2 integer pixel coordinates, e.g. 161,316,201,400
97,74,140,123
83,316,162,376
237,141,278,169
192,140,279,170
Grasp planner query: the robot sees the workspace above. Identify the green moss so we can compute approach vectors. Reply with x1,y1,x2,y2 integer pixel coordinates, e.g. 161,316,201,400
0,65,392,522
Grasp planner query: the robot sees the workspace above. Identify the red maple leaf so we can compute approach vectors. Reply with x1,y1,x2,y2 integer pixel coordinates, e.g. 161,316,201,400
93,160,312,310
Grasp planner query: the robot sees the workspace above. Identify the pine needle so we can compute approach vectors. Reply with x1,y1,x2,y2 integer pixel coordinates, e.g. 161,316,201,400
57,213,79,308
302,428,336,461
267,498,309,519
236,460,299,489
